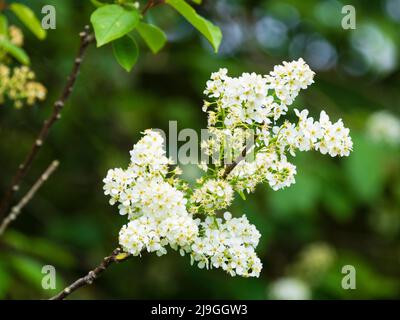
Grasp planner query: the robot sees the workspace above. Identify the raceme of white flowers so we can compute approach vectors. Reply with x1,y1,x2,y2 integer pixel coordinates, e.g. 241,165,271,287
191,212,262,277
203,58,353,194
104,59,353,278
104,130,198,257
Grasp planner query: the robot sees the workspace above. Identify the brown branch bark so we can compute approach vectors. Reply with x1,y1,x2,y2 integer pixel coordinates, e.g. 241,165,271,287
222,135,257,179
142,0,165,15
0,0,8,11
0,26,94,219
50,248,130,300
0,160,59,237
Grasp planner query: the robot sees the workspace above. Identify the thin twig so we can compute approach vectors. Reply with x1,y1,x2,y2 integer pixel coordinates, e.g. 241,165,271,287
0,0,7,11
0,161,59,236
222,135,257,179
0,26,94,219
142,0,165,15
50,248,130,300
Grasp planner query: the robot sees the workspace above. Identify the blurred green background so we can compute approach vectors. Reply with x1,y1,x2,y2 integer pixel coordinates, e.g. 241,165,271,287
0,0,399,299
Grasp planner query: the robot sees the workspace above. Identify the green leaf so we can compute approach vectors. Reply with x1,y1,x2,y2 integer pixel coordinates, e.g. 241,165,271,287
0,38,30,65
191,0,202,4
9,3,46,40
0,261,11,299
166,0,222,52
90,4,140,47
112,35,138,72
9,255,44,289
137,22,167,54
3,230,76,268
0,14,8,37
237,189,247,200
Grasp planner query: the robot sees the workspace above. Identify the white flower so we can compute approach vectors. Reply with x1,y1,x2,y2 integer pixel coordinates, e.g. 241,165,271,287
190,179,234,214
266,58,315,107
190,213,262,277
273,109,353,158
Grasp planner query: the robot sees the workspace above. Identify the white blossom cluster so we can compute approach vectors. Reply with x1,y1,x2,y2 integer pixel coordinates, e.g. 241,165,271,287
266,58,315,106
200,127,251,167
190,179,234,214
104,59,353,279
230,152,297,192
0,25,47,109
202,58,352,194
104,131,261,277
204,58,315,127
191,212,262,277
366,111,400,145
277,109,353,157
104,130,198,257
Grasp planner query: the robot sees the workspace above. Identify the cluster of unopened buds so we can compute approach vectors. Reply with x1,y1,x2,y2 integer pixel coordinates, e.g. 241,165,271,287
104,58,353,278
0,26,47,109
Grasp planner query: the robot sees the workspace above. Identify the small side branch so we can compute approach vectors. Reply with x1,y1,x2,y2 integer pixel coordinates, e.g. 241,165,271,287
222,136,257,179
0,0,8,11
0,26,94,219
0,160,59,236
142,0,165,15
50,248,130,300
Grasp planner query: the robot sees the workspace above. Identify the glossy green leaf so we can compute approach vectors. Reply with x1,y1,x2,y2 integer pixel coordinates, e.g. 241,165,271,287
9,3,46,40
237,189,247,200
0,38,30,65
166,0,222,52
90,4,140,47
112,35,139,72
137,22,167,54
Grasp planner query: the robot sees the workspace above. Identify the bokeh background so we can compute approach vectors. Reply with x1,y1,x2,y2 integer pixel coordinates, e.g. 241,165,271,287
0,0,399,299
